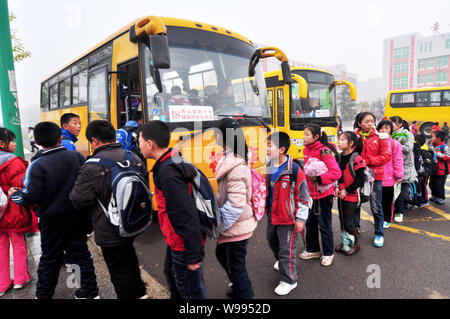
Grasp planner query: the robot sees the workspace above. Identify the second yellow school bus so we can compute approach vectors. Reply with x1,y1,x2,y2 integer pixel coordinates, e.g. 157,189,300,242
384,86,450,137
265,67,356,160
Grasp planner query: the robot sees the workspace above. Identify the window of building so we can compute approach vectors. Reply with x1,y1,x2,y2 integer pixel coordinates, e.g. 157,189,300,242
393,76,408,89
394,47,409,59
447,39,450,49
429,42,432,52
437,71,448,83
426,73,434,84
418,74,424,85
438,56,448,68
427,58,435,69
394,62,409,74
418,59,425,70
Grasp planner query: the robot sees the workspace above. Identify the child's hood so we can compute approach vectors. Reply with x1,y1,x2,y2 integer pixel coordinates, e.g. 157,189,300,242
0,151,17,170
215,153,247,180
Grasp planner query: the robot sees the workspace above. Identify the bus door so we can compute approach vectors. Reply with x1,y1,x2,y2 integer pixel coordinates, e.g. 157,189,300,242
275,87,286,131
117,60,143,128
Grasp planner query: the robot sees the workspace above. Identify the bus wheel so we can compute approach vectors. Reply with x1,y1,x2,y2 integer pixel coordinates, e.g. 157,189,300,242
419,122,434,138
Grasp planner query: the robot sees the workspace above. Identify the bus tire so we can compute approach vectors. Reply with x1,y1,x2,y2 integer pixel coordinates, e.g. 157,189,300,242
419,122,434,138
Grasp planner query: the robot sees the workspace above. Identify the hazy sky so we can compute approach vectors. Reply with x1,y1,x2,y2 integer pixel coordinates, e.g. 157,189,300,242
8,0,450,115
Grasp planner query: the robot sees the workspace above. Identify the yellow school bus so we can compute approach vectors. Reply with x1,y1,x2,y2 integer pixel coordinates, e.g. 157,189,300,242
384,86,450,137
39,16,300,203
264,67,356,160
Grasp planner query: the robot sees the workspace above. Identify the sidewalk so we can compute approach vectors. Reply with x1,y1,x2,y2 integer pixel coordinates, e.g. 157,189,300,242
3,233,169,299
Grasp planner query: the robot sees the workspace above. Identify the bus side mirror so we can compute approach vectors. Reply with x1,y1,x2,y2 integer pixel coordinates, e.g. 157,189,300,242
291,74,308,99
281,62,292,85
330,80,357,101
148,35,171,69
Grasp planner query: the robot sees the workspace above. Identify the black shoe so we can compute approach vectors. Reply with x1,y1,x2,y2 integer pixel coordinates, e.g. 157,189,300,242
75,289,100,299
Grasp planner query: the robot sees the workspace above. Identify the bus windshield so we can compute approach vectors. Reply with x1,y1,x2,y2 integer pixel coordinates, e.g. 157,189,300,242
142,27,270,128
290,71,336,126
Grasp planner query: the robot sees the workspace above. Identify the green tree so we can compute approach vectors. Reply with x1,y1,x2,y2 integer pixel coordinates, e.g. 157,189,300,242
9,13,31,62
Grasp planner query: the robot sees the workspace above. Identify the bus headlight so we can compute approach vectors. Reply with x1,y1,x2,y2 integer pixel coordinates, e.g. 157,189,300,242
291,138,304,147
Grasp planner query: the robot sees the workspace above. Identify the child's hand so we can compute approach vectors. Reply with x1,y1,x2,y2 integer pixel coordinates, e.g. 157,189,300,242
334,188,340,197
8,187,20,196
295,220,305,234
339,189,347,199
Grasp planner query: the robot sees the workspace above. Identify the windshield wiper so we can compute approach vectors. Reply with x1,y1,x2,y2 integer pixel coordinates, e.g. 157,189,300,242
218,114,271,132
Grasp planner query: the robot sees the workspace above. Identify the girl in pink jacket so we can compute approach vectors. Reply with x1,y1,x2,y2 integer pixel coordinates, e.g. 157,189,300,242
377,120,404,228
214,118,256,299
299,123,341,267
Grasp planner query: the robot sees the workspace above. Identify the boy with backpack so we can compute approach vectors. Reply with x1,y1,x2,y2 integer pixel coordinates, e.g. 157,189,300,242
11,122,99,299
414,135,437,207
60,113,81,151
265,132,310,296
116,111,145,161
429,130,450,205
139,120,208,299
69,120,149,299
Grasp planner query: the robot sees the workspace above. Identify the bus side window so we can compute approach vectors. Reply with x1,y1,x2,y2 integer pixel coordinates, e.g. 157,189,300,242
442,90,450,106
267,89,274,125
277,89,284,127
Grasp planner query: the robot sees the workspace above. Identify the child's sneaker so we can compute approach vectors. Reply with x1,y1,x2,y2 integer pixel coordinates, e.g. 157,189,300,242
394,213,403,223
13,277,32,289
74,289,100,299
383,221,391,229
374,235,384,247
0,283,13,297
320,255,334,267
274,281,297,296
435,198,444,204
299,251,321,260
273,260,279,271
419,202,430,208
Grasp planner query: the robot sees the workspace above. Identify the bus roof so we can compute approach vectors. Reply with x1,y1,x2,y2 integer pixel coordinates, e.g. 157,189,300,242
42,16,254,83
264,66,333,78
387,86,450,95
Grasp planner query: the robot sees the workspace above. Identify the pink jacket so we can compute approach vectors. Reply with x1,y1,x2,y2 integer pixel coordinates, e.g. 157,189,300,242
382,138,404,187
303,141,342,199
215,151,256,244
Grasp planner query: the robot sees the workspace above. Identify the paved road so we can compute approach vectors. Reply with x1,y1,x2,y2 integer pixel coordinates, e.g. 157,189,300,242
134,179,450,299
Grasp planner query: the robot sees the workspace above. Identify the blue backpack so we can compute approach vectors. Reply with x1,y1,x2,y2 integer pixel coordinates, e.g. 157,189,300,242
116,127,138,151
157,156,221,240
85,151,153,237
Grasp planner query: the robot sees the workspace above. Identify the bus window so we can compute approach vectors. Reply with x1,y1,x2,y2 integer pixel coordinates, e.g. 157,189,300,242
277,89,284,127
50,85,58,110
72,70,88,105
41,82,49,110
429,91,441,107
416,92,428,107
443,90,450,106
267,89,273,117
391,92,415,107
88,67,109,121
59,78,71,107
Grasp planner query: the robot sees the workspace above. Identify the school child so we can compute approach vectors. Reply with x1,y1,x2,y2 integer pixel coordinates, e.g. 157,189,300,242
11,122,98,299
354,112,391,247
299,123,341,266
70,120,147,299
377,121,404,229
389,116,417,222
60,113,81,151
414,135,432,207
411,121,418,135
0,128,37,297
335,131,366,256
265,131,310,295
429,131,450,204
213,118,256,299
139,120,207,299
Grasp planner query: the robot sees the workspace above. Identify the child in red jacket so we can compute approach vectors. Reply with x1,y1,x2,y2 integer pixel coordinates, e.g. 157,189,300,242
429,131,450,204
0,128,36,297
335,131,366,256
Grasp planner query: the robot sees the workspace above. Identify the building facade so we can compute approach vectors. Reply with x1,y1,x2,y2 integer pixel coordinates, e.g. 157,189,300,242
383,32,450,92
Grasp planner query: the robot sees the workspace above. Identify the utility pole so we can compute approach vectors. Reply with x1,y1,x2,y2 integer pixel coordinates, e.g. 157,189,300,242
0,0,24,158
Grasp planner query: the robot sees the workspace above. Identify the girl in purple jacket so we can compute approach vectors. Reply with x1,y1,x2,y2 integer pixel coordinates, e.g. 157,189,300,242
299,124,342,267
377,120,404,229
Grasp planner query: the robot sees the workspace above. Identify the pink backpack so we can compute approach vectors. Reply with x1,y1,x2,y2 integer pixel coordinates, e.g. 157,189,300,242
250,167,267,221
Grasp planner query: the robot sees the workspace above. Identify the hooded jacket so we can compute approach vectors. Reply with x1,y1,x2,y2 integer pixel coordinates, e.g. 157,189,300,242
303,140,342,199
392,128,417,183
215,151,256,243
382,137,404,187
355,129,391,181
430,141,450,176
0,151,37,233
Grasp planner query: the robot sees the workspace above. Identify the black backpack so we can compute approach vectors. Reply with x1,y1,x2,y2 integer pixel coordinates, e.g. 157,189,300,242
419,148,438,177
